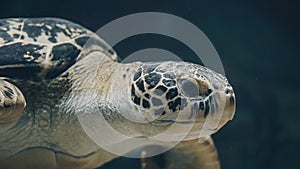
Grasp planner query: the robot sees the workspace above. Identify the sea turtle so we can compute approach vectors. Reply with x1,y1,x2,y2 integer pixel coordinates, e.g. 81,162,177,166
0,18,236,169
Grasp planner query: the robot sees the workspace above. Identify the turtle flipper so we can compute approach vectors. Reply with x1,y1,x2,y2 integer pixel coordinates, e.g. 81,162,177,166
165,137,220,169
142,137,220,169
0,79,26,125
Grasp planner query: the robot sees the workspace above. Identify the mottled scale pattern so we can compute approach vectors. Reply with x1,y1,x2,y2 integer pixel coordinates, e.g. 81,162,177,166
131,62,186,117
0,18,117,80
130,61,231,120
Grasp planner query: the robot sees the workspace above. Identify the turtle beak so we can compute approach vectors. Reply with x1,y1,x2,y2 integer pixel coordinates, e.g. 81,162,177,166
198,85,236,137
216,86,236,129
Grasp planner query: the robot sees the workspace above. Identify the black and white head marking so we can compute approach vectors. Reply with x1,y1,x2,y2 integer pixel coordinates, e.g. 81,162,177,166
130,61,235,127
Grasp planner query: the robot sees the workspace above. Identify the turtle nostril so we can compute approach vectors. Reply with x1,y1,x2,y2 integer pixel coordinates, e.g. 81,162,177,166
225,89,231,94
225,89,229,94
225,87,234,95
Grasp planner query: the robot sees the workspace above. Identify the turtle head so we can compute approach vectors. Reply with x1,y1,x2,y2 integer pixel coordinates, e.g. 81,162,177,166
130,61,236,137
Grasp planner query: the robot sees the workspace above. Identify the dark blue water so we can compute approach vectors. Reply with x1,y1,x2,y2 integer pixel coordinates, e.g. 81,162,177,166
0,0,299,169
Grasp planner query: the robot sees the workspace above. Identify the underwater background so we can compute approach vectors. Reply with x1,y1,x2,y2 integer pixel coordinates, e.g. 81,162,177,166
0,0,299,169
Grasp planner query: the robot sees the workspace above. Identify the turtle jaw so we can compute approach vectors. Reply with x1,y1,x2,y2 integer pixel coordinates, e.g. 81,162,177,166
151,88,236,141
214,86,236,130
196,86,236,138
150,87,236,140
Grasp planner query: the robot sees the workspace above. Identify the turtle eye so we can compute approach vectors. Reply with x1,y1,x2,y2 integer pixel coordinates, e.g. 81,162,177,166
180,79,199,97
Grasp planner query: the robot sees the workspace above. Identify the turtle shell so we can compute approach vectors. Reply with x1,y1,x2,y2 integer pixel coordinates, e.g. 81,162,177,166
0,18,117,80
